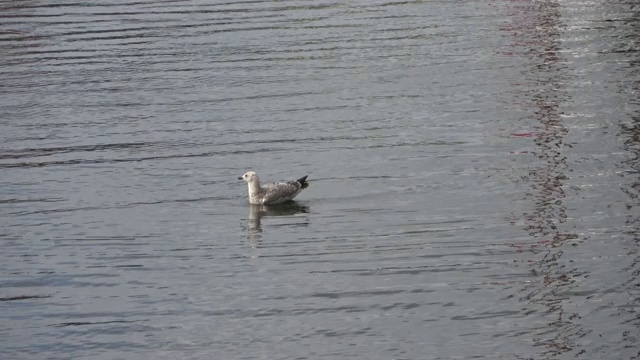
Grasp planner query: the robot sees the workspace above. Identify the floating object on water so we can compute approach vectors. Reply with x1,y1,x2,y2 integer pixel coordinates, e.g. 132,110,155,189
238,171,309,205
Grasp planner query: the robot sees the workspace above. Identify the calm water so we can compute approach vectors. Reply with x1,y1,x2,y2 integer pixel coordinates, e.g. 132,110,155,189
1,0,639,359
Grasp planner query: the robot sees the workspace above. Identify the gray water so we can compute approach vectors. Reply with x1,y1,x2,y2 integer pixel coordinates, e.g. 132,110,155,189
1,1,639,359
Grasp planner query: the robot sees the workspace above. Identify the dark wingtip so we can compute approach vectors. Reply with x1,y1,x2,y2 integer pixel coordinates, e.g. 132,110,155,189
297,175,309,189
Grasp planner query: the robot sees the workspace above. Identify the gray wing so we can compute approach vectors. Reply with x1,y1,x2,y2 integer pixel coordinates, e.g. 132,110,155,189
262,181,301,204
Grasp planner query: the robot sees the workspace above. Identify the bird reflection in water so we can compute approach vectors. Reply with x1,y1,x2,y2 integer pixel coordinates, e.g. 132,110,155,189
246,202,310,247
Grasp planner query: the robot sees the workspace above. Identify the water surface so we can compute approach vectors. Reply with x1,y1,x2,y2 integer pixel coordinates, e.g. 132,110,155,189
1,1,639,359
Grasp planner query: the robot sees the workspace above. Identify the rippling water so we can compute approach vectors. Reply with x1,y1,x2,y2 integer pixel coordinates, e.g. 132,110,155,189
1,1,639,359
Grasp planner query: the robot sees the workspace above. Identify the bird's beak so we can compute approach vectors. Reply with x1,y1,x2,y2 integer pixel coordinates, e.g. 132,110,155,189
238,177,243,180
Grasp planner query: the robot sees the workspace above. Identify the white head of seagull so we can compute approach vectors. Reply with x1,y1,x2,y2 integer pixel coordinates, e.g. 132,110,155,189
238,171,309,205
239,171,258,184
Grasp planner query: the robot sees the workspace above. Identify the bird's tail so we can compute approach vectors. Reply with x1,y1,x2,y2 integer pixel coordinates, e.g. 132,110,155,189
297,175,309,189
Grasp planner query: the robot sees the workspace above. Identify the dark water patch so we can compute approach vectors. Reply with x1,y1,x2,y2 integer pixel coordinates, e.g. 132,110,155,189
0,142,153,159
309,289,407,299
0,294,51,301
0,147,289,168
452,310,520,321
0,197,64,204
51,319,136,328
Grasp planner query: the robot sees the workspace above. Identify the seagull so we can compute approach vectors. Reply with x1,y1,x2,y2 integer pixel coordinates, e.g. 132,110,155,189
238,171,309,205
